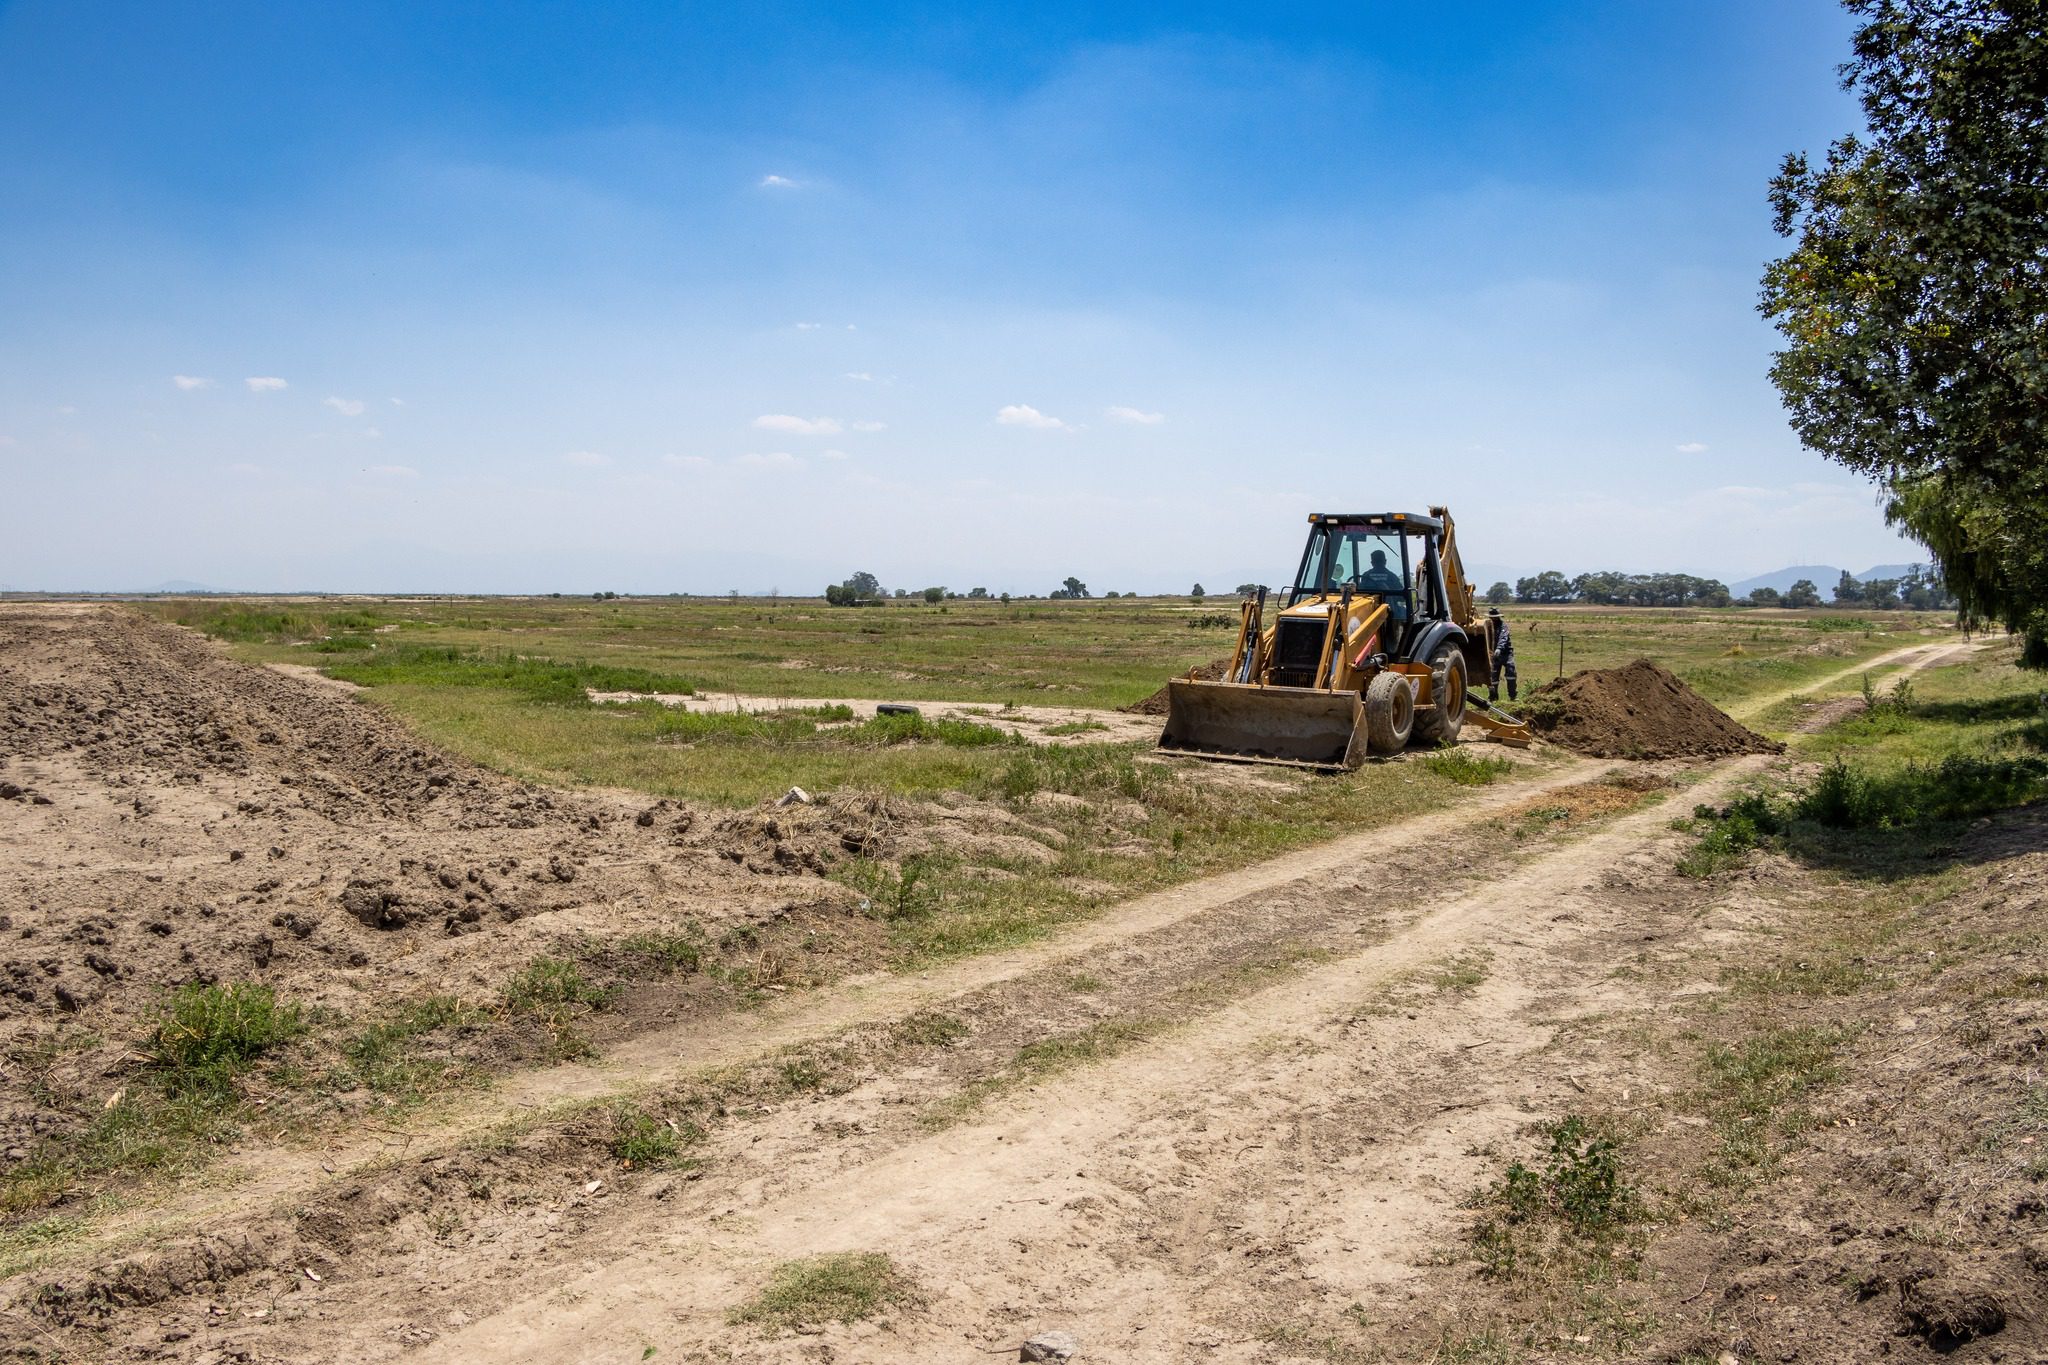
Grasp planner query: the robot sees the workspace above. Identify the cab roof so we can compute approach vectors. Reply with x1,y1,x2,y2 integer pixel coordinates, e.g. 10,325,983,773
1305,512,1443,532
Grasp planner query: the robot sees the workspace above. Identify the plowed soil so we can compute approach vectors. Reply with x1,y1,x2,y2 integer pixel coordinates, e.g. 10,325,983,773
1527,656,1784,759
0,607,1022,1164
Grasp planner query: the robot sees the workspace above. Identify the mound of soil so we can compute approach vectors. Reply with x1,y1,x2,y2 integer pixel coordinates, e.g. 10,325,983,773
1125,656,1233,716
1525,658,1782,760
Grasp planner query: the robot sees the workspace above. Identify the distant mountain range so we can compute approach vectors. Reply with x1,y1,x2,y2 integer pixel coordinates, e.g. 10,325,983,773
1726,563,1929,599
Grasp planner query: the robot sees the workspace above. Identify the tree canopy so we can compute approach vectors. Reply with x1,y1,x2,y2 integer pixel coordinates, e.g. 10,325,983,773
1761,0,2048,663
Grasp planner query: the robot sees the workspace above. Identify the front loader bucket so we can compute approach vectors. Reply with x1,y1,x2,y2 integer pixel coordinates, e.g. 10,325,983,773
1465,699,1534,748
1157,679,1368,770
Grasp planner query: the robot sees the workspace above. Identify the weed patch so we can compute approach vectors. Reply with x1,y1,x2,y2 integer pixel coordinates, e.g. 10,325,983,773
1422,747,1515,786
729,1252,917,1332
151,982,305,1099
608,1104,705,1170
1468,1115,1640,1281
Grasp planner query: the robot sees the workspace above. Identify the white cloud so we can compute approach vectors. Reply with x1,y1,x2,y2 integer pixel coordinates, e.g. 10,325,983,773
759,174,798,188
389,396,405,406
663,453,713,469
364,426,383,440
754,414,842,436
55,405,78,416
1106,405,1165,425
172,375,213,391
795,322,821,330
244,376,287,392
736,451,800,468
324,396,366,417
563,450,612,468
850,419,886,432
996,404,1069,430
821,449,849,461
845,371,875,381
225,461,262,476
1676,441,1708,454
366,464,418,479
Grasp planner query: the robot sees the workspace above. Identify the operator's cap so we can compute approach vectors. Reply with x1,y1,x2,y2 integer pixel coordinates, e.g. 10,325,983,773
1487,606,1501,617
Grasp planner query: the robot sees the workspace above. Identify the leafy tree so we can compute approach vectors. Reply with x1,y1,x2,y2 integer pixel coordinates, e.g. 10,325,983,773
921,586,946,604
999,592,1012,605
1833,571,1864,604
1235,582,1262,596
968,586,989,599
1190,583,1205,599
844,571,882,599
1051,576,1090,599
1762,0,2048,662
1747,586,1783,607
1515,571,1572,604
1784,578,1823,608
1485,581,1513,605
824,583,852,606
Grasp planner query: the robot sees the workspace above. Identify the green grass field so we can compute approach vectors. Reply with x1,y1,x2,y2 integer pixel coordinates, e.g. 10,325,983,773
138,594,1956,810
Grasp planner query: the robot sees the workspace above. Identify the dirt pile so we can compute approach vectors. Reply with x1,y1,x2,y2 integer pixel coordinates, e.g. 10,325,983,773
0,607,809,1145
1125,656,1233,715
1524,658,1782,759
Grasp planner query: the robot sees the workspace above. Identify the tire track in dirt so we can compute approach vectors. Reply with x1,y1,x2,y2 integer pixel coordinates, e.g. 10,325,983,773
412,750,1787,1364
42,750,1619,1262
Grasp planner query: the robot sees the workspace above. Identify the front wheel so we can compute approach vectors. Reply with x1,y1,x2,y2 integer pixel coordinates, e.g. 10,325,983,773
1412,644,1467,745
1363,671,1415,754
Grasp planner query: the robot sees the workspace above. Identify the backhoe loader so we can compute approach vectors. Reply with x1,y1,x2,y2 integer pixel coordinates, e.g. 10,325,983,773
1157,507,1531,769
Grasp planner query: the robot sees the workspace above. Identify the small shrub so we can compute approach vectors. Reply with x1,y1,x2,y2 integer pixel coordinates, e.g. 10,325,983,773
151,982,304,1098
1468,1114,1637,1280
610,931,704,974
504,957,616,1026
1678,791,1787,877
609,1105,704,1169
341,995,487,1097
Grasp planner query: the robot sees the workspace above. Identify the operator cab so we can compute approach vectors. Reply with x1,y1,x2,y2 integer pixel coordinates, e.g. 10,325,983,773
1286,512,1450,643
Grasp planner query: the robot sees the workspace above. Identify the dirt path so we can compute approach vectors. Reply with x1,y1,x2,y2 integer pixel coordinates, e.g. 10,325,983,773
586,689,1166,747
1725,635,1973,721
37,751,1619,1260
417,748,1780,1364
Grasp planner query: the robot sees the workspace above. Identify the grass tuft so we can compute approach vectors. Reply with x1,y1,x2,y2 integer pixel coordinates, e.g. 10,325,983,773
729,1252,917,1332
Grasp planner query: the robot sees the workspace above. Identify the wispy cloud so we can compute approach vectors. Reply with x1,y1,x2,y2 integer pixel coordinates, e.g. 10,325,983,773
324,396,366,417
753,414,841,436
366,464,418,479
996,404,1069,430
663,453,712,469
759,174,799,188
563,450,612,468
736,451,800,468
1106,405,1165,425
244,376,287,392
172,375,213,391
845,371,875,382
1676,441,1708,454
795,322,822,330
225,461,262,476
821,449,849,461
850,419,886,432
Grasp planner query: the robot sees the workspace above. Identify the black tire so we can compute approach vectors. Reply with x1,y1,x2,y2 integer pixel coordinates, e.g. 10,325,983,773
1412,644,1467,745
1363,671,1415,754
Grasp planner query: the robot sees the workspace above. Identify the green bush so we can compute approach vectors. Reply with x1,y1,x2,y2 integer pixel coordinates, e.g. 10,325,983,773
1797,754,2048,829
1678,791,1788,877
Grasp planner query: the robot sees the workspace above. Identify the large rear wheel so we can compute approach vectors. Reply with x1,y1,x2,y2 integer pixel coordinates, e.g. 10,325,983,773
1412,643,1467,745
1363,671,1415,754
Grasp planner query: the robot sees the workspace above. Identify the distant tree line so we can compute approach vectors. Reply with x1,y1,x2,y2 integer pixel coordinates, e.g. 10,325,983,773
1486,566,1953,611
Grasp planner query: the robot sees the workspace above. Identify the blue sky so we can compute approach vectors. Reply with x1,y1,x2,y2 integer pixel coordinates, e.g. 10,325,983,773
0,0,1915,594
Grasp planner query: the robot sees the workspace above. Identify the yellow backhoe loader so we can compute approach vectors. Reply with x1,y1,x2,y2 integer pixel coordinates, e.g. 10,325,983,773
1158,507,1532,769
